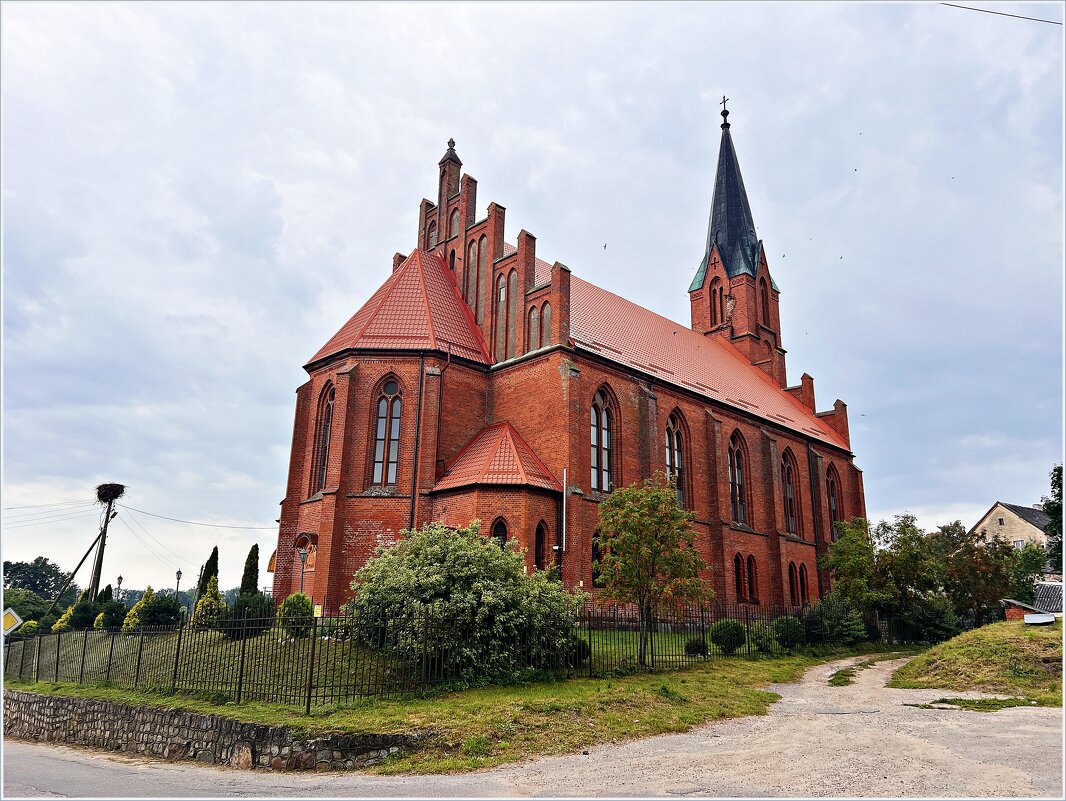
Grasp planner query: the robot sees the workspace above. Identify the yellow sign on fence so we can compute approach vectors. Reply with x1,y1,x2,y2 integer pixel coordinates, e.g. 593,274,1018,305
3,607,24,635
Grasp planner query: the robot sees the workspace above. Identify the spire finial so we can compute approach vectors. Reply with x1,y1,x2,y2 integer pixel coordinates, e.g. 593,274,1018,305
447,137,455,150
720,95,730,129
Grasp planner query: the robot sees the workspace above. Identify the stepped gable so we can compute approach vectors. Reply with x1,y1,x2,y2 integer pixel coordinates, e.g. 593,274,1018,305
308,249,491,366
569,276,848,450
434,422,562,492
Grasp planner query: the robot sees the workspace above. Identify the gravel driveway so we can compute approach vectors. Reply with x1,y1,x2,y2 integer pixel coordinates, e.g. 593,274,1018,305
4,655,1063,798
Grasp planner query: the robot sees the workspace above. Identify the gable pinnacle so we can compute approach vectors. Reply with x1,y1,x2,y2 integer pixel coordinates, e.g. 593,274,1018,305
439,137,462,166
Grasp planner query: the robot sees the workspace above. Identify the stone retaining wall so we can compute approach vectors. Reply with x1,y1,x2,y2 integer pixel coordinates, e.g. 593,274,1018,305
2,690,420,771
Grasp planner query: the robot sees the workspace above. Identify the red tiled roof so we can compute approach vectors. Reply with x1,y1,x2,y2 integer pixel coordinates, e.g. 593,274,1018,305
500,242,553,286
434,422,562,492
309,250,491,366
568,277,849,449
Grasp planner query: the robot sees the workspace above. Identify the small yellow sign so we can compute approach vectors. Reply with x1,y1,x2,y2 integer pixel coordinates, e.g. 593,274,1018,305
313,604,323,618
3,607,25,635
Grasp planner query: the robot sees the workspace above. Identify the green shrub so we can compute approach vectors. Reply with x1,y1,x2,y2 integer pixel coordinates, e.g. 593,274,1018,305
774,615,806,649
568,635,591,667
684,636,709,657
279,593,314,638
121,587,181,632
345,521,585,679
97,584,113,603
709,619,746,654
52,600,98,632
750,621,775,653
219,591,275,639
93,601,127,630
804,597,867,645
899,596,961,643
15,620,40,637
190,576,226,630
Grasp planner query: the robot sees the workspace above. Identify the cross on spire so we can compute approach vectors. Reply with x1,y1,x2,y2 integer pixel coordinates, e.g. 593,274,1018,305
720,95,730,129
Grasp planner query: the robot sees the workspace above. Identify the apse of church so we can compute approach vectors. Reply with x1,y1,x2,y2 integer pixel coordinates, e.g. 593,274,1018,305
271,109,866,614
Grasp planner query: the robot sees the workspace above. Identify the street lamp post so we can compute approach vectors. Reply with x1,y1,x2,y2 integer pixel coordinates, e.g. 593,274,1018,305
175,569,183,614
116,575,123,604
297,546,308,595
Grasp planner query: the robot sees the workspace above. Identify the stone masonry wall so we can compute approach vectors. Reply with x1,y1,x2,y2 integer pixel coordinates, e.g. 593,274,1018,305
3,690,420,771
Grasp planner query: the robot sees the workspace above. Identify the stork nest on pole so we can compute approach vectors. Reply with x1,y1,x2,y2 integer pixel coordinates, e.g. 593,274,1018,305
95,483,126,504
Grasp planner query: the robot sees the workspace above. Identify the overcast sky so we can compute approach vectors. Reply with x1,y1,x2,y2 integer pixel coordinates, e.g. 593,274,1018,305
2,1,1062,593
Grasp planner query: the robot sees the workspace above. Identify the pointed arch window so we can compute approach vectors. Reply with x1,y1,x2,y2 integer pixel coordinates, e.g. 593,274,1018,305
710,277,722,325
528,306,540,352
788,562,799,606
590,390,613,493
494,274,507,361
826,464,843,540
746,555,759,602
799,564,809,604
448,208,460,239
734,553,745,600
665,413,686,507
492,519,508,550
371,380,402,485
310,384,335,495
541,302,551,346
781,449,800,536
506,270,519,359
449,248,456,272
728,432,748,524
477,235,487,324
427,220,438,249
466,241,478,306
760,277,770,325
534,522,548,570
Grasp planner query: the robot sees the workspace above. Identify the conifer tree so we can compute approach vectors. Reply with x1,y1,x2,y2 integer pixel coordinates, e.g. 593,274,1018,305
239,544,259,597
97,584,113,603
197,546,219,598
191,575,226,629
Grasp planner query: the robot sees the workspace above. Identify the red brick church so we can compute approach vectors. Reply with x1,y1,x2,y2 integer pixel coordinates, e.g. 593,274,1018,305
270,107,866,614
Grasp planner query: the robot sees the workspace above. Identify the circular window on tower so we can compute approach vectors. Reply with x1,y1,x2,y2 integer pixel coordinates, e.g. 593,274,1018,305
383,380,399,396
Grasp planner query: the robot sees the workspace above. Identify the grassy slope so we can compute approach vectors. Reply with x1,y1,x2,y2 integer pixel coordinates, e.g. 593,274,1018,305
889,620,1063,706
6,643,915,774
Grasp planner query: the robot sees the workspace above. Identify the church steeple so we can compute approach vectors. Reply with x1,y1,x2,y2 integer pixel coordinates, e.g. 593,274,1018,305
688,102,788,388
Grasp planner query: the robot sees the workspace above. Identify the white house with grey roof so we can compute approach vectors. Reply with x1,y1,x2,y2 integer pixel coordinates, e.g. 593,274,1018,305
970,501,1052,551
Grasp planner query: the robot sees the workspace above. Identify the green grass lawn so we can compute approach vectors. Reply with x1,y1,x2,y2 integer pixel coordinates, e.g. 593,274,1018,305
889,619,1063,707
7,642,914,773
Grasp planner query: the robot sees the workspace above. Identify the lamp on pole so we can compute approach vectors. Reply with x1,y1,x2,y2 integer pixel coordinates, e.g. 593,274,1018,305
116,575,123,603
297,546,308,594
175,568,182,596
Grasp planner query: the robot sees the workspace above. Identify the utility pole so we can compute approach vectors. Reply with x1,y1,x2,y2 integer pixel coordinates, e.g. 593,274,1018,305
87,483,125,602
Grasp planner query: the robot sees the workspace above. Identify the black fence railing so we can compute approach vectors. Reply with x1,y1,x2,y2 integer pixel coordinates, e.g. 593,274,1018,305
2,601,960,711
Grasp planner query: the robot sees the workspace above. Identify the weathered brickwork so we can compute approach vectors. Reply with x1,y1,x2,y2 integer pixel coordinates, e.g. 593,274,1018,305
272,128,867,613
2,690,418,771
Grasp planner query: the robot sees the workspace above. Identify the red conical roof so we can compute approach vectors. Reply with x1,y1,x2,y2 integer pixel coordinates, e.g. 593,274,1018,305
433,422,562,493
308,249,491,366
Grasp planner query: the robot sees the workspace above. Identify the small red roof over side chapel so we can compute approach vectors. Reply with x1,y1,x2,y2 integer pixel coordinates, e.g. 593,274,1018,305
434,423,562,493
308,249,490,367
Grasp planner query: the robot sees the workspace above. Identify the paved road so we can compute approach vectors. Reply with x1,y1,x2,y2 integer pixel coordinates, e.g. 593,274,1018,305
4,656,1062,798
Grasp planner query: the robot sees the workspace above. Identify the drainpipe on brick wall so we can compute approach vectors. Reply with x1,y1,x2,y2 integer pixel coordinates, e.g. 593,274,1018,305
408,354,426,530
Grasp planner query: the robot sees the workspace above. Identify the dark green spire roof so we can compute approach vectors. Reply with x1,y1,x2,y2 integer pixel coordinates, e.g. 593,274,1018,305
690,108,775,292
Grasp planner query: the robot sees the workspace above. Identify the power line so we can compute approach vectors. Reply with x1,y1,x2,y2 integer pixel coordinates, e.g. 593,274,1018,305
115,514,182,572
940,3,1063,25
2,503,97,522
121,508,198,567
117,504,276,530
3,499,95,510
2,512,101,530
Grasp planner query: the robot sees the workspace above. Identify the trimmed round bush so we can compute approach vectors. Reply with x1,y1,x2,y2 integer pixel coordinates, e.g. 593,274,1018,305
684,636,709,657
568,636,591,667
750,621,775,654
52,600,98,632
345,521,586,679
709,619,746,654
773,615,806,650
279,592,314,639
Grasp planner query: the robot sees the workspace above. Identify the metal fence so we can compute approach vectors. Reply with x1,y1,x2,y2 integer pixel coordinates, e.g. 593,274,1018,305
2,601,943,712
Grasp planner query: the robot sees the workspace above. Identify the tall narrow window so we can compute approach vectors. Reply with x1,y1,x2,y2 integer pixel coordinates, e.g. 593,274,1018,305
492,519,508,550
528,306,540,352
590,390,613,492
427,220,437,249
371,380,402,485
734,553,745,600
718,286,725,324
728,432,747,524
826,465,843,539
760,278,770,325
506,270,518,359
788,562,799,606
781,450,799,536
665,413,685,507
534,522,547,570
449,248,455,271
477,236,487,324
494,275,506,361
310,384,335,495
541,302,551,346
746,555,759,602
710,278,721,325
591,538,605,587
466,241,478,306
448,208,460,239
799,564,809,603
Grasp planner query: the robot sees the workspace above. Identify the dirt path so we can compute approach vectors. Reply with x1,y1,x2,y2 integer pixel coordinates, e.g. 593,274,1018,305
4,655,1063,798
